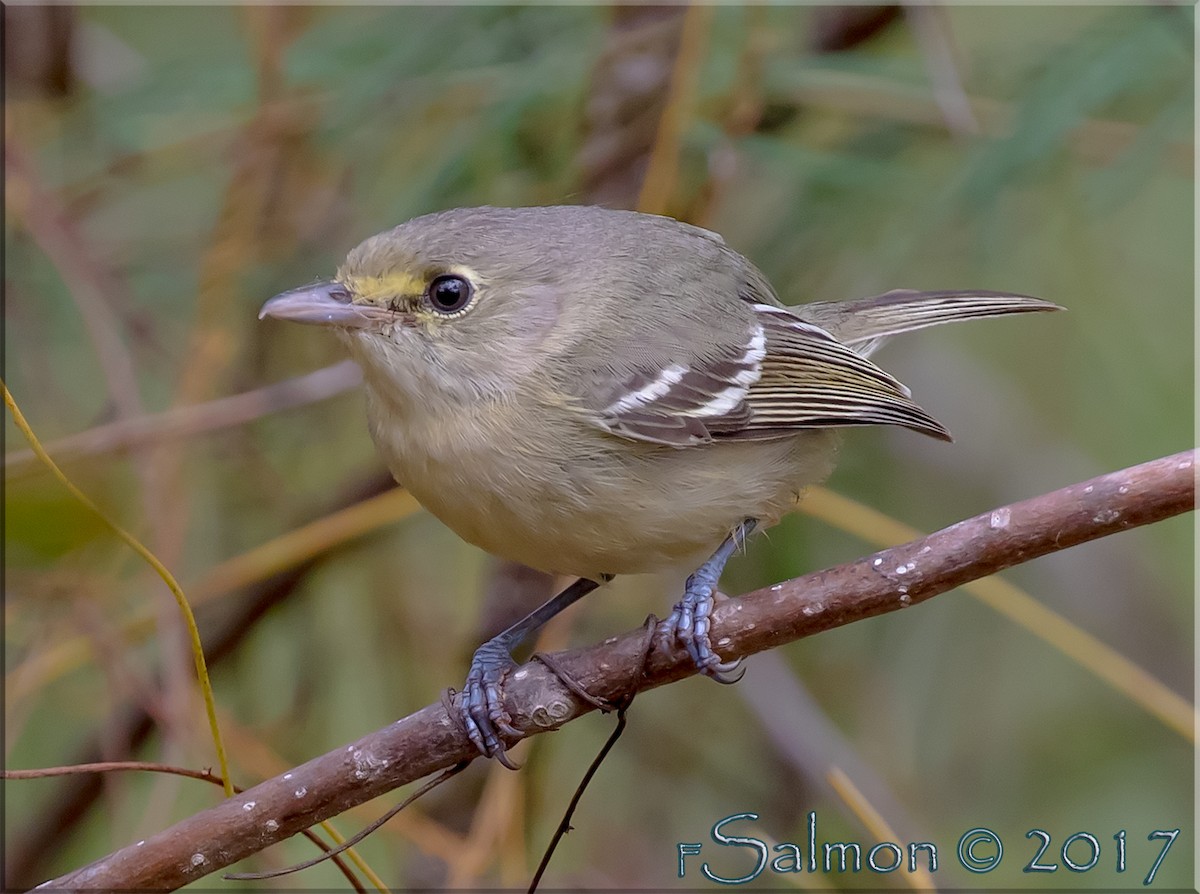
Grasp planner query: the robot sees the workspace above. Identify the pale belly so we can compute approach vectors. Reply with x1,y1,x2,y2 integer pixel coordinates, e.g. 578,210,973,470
366,387,839,579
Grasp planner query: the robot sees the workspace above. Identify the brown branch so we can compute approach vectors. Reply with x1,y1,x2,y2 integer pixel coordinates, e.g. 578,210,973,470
43,451,1195,891
4,761,368,891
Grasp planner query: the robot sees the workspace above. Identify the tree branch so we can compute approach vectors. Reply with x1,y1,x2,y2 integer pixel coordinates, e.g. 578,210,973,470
42,450,1195,891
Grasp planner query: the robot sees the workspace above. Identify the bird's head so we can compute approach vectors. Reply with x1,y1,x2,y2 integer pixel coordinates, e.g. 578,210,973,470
260,207,585,403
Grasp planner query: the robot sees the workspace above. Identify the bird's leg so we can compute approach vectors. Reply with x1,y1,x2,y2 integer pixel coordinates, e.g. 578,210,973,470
462,575,608,764
660,519,757,683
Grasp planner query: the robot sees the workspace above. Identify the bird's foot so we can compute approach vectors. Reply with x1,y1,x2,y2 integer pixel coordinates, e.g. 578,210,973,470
658,519,756,683
460,638,521,768
456,576,607,766
660,570,744,683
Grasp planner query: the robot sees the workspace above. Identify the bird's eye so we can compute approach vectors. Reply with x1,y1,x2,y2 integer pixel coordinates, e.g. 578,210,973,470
427,274,473,315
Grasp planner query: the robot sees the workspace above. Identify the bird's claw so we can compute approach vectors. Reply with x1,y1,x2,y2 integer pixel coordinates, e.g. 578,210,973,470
659,572,743,682
461,640,521,765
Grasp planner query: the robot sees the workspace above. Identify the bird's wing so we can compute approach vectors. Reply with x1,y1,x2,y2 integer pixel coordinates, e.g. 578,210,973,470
575,301,949,448
739,302,951,441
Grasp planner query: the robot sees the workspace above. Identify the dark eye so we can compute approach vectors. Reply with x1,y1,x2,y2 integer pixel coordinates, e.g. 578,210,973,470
427,274,473,314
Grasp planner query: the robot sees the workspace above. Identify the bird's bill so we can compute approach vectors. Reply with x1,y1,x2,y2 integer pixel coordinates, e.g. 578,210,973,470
259,281,394,328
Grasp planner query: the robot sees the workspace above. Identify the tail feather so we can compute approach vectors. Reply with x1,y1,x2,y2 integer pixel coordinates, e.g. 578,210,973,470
797,290,1062,357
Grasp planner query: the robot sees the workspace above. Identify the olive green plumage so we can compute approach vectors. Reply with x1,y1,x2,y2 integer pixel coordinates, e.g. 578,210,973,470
262,204,1058,579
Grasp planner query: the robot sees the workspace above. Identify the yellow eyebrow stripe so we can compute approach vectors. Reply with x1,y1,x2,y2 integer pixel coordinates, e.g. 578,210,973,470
341,271,426,303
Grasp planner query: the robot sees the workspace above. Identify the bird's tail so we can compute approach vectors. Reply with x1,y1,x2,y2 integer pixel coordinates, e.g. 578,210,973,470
798,290,1062,358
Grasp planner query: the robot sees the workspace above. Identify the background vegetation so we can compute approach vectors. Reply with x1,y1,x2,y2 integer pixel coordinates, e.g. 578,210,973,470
5,5,1193,889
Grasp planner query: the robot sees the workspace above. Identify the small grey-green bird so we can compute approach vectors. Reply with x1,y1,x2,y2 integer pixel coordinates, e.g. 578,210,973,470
261,204,1058,762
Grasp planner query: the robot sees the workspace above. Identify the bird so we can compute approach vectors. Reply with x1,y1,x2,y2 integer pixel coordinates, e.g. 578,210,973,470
260,204,1059,763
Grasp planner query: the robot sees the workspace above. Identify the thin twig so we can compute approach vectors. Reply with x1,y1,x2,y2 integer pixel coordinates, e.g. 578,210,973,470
4,361,360,475
4,761,223,784
43,450,1195,891
529,619,654,891
529,707,630,893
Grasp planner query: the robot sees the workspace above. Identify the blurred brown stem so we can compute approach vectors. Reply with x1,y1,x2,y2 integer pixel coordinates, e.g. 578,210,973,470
636,3,713,217
3,360,361,476
4,142,147,429
904,5,979,137
44,450,1195,891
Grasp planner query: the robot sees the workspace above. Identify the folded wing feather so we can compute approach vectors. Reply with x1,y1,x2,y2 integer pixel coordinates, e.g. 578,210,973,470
585,289,1058,448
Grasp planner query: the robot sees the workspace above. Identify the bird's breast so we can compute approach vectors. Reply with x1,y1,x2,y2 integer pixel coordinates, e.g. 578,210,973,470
361,375,840,579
